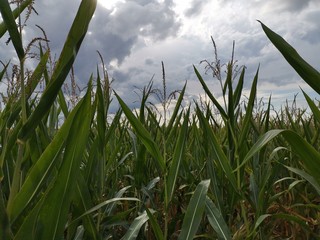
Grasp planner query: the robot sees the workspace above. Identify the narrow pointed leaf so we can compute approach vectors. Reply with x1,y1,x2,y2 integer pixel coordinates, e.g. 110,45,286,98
166,82,187,134
121,210,151,240
167,109,189,204
178,179,210,240
0,0,32,38
233,67,245,108
205,197,232,240
197,107,238,192
114,92,165,173
259,21,320,94
14,83,93,240
281,130,320,184
236,129,320,185
8,95,82,223
145,208,164,240
302,90,320,123
239,67,259,147
18,0,97,142
0,0,25,59
194,65,227,119
236,129,283,171
284,165,320,195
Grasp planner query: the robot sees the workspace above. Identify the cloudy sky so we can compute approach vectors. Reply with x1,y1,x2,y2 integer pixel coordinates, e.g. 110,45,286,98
1,0,319,112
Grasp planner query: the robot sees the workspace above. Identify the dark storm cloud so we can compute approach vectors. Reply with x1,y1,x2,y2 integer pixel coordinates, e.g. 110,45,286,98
11,0,180,87
106,0,180,41
184,0,209,18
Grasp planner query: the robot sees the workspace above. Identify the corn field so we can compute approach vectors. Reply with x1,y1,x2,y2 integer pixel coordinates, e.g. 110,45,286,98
0,1,320,239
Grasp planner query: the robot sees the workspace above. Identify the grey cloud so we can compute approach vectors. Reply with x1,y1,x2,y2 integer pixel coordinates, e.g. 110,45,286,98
184,0,208,18
145,58,156,66
252,0,312,13
279,0,312,12
12,0,181,88
301,9,320,44
107,0,180,41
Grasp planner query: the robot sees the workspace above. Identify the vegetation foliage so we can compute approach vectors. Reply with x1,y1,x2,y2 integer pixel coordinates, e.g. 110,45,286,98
0,0,319,239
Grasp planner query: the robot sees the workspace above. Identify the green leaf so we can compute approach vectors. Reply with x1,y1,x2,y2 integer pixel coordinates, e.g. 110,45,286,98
0,185,10,240
178,179,210,240
114,92,165,173
145,208,164,240
96,73,106,144
14,82,93,240
7,92,82,223
281,130,320,185
302,90,320,123
239,67,259,147
166,108,189,205
236,129,320,185
284,165,320,195
18,0,97,142
73,175,100,240
233,67,245,108
259,21,320,94
0,0,32,38
197,107,238,192
236,129,284,171
70,197,140,225
205,197,232,240
166,82,187,135
0,62,9,82
121,210,151,240
193,65,227,119
254,214,271,231
0,0,25,59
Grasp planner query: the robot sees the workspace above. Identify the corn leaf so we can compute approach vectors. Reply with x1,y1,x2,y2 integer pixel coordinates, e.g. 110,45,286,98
233,67,245,108
178,179,210,240
0,0,25,59
194,65,228,119
302,90,320,123
114,92,165,173
259,21,320,94
166,108,189,205
18,0,97,142
197,107,238,192
236,129,320,185
14,82,93,239
166,82,187,135
145,208,164,240
0,0,32,38
239,67,259,148
284,165,320,195
121,210,152,240
205,197,232,240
